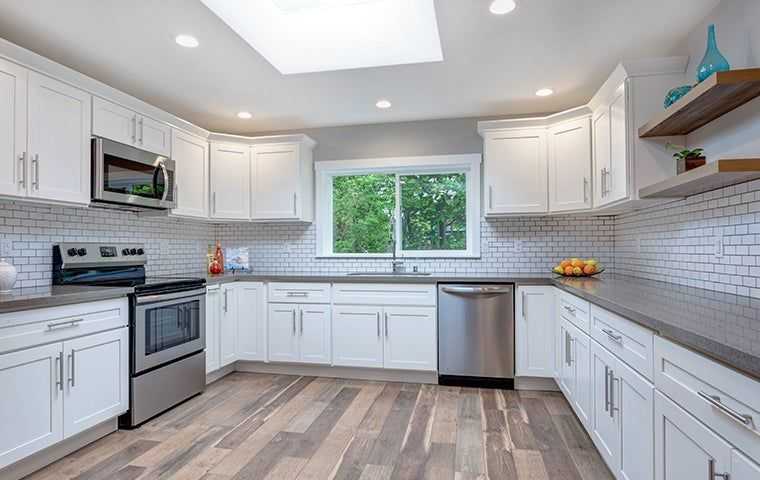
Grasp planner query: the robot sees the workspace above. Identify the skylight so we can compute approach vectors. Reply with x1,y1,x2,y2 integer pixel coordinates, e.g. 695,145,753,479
201,0,443,75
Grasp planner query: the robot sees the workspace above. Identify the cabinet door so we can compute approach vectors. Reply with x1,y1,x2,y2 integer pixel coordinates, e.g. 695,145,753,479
172,129,209,218
592,108,611,208
236,283,267,362
549,117,591,212
62,328,128,438
608,82,629,204
0,343,63,469
654,391,732,480
732,450,760,479
268,303,299,363
590,340,620,471
516,286,555,378
220,285,238,367
0,58,28,198
383,306,437,371
332,305,383,368
618,359,654,480
558,317,576,400
571,327,592,428
251,143,300,220
205,287,221,373
210,143,250,220
28,72,91,204
138,115,171,157
92,96,136,147
484,129,548,214
299,304,331,365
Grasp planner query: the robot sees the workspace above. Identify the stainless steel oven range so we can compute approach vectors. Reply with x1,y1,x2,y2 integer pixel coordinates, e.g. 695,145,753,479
53,242,206,427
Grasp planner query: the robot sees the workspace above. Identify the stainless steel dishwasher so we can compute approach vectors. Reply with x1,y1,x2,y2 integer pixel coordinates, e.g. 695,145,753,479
437,284,514,388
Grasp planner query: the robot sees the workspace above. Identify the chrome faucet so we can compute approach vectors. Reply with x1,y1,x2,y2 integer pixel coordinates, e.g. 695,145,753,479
390,216,405,273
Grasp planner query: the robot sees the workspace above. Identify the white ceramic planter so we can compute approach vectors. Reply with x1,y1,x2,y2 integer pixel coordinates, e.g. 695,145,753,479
0,258,17,293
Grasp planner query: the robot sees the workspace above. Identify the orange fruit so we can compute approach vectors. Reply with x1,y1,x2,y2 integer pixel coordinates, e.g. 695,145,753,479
572,266,583,276
571,259,585,268
564,266,574,276
559,260,572,269
583,264,596,275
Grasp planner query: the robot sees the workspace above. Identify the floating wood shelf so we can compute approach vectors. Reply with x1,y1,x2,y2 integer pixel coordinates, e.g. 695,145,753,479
638,69,760,138
639,158,760,199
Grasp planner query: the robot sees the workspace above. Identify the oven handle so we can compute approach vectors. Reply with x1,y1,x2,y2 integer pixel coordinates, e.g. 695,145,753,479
135,288,207,305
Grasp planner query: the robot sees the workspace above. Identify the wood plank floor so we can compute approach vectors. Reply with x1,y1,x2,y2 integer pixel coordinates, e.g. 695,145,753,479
28,373,614,480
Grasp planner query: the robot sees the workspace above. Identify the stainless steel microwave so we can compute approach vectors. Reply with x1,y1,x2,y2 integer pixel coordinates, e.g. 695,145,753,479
92,137,176,210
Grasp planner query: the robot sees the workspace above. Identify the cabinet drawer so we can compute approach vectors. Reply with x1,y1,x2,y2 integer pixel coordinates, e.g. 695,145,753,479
0,298,128,354
590,305,653,380
332,283,436,306
556,289,590,333
268,283,331,304
654,337,760,462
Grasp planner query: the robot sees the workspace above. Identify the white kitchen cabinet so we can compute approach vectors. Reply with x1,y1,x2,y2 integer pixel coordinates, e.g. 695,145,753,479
332,305,384,369
732,450,760,479
205,285,221,374
92,97,170,156
298,304,331,365
558,316,592,428
516,286,555,378
591,339,620,469
210,142,251,220
592,107,611,208
220,284,238,367
27,72,91,205
594,82,630,208
235,282,267,362
267,303,300,363
383,306,436,371
548,116,592,212
0,343,63,469
481,127,548,215
62,328,128,438
171,129,209,219
251,138,315,222
0,57,28,198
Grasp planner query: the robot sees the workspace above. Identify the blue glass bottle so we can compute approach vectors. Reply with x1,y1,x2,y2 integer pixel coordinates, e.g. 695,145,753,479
697,24,730,83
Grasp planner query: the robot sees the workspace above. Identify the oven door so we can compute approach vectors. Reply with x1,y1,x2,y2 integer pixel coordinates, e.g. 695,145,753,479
133,288,205,374
93,136,176,209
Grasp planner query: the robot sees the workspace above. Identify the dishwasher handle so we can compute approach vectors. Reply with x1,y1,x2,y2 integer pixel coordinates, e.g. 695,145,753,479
440,286,513,295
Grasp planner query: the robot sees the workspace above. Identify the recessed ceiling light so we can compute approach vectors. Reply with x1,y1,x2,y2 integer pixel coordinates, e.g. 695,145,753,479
535,88,554,97
175,34,199,48
237,111,253,119
375,99,392,109
489,0,516,15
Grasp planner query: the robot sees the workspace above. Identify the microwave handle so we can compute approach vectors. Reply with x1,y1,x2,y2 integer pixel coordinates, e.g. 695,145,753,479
159,161,170,202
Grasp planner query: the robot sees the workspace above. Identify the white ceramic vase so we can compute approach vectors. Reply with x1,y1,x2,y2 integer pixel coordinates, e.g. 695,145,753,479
0,258,17,293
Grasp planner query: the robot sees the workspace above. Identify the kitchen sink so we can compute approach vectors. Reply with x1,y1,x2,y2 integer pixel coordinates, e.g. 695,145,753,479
346,271,432,276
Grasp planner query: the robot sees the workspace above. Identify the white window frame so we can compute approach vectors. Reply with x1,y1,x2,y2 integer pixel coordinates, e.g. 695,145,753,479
315,154,481,258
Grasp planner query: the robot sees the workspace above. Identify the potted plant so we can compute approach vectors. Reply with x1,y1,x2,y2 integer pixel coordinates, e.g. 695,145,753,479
667,144,706,174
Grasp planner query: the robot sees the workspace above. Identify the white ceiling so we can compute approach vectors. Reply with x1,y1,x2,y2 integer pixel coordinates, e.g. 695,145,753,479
0,0,720,134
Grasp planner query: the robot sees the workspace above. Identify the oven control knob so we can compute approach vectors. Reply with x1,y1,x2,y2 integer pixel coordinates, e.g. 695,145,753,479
130,248,138,255
77,248,87,256
67,248,78,256
136,248,144,255
122,248,130,256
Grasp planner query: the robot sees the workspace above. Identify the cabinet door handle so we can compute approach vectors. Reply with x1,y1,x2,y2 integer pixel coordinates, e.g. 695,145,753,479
138,117,144,144
610,372,619,418
131,116,137,143
376,312,381,338
292,309,297,336
68,350,75,387
604,365,610,412
708,459,730,480
602,328,623,343
698,391,755,428
583,177,589,203
565,331,571,365
293,193,297,216
31,154,39,190
521,291,526,318
56,351,63,391
299,309,303,335
223,289,228,312
384,312,388,339
17,152,25,187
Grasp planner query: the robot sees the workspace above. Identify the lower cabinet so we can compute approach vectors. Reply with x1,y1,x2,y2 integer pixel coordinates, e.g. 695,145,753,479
332,305,436,372
220,284,238,367
0,327,128,470
205,285,221,374
268,303,331,365
235,283,267,362
516,285,555,378
557,316,591,427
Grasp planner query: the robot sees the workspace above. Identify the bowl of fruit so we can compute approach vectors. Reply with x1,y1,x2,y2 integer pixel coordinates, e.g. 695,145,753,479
552,258,603,277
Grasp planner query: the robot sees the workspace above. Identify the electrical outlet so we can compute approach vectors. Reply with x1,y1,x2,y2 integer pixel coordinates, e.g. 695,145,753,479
0,239,11,257
714,235,724,259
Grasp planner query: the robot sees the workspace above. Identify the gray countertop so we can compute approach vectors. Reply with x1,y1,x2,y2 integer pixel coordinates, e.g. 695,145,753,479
202,272,555,285
0,285,134,315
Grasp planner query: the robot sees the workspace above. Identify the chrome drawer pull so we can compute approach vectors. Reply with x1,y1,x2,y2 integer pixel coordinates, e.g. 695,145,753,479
602,328,623,343
604,365,610,412
563,305,576,315
708,459,730,480
698,391,755,428
47,318,84,331
56,351,63,391
286,292,309,297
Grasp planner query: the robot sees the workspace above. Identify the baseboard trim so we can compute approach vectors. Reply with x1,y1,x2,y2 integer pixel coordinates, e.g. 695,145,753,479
206,363,236,384
0,418,117,480
234,361,438,384
515,376,560,391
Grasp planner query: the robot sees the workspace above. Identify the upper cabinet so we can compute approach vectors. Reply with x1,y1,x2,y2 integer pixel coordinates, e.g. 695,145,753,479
593,82,630,208
171,128,208,219
0,58,90,206
250,135,315,222
210,142,251,220
549,116,592,212
92,97,171,157
481,127,548,215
